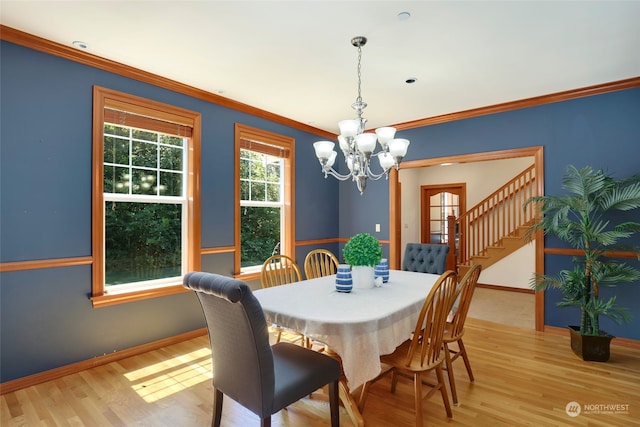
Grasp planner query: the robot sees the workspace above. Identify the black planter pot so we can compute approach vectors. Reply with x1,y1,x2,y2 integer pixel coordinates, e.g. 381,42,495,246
568,325,614,362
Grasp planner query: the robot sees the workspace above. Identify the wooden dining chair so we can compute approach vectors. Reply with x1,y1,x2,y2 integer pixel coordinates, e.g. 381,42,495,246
360,270,458,427
260,254,306,345
303,249,339,280
183,272,341,427
260,254,302,288
444,264,482,404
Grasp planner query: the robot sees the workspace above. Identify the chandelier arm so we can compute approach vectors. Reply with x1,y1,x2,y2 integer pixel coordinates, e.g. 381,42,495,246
364,166,388,181
321,166,355,181
370,150,389,157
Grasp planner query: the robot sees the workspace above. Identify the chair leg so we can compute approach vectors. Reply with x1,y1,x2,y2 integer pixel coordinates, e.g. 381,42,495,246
443,342,459,405
414,372,423,427
212,388,223,427
458,339,474,382
329,380,340,427
358,381,371,412
435,366,453,418
390,369,399,394
260,417,271,427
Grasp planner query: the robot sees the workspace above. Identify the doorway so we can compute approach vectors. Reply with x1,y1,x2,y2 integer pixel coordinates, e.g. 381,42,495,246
389,146,545,331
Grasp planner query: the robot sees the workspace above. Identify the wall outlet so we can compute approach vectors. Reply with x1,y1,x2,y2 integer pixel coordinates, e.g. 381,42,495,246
375,223,381,232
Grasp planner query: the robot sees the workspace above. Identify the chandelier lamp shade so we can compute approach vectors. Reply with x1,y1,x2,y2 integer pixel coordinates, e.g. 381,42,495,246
313,36,410,194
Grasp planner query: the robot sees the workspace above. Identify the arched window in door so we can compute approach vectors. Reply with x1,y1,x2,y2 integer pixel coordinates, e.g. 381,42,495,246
421,184,466,269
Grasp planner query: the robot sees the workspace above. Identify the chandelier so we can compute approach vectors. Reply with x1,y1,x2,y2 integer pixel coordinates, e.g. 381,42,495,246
313,36,410,194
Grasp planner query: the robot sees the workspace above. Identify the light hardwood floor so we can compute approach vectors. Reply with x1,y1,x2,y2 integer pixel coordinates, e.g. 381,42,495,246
2,318,639,426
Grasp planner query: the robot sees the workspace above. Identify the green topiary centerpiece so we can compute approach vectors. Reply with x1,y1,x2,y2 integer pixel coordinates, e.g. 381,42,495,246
343,232,382,267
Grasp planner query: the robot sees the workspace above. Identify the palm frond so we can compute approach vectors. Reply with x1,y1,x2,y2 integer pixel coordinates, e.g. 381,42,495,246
601,182,640,211
523,164,640,335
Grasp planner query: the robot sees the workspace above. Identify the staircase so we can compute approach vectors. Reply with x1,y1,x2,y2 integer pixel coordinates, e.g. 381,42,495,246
453,164,537,277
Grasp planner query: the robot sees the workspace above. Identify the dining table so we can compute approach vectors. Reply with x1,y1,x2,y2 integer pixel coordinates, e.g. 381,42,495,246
253,269,441,427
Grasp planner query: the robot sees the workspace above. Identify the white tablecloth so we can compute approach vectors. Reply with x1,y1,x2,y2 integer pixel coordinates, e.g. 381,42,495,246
253,270,440,390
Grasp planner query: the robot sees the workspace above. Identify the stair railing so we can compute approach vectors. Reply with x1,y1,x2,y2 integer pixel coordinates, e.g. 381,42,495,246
455,164,537,266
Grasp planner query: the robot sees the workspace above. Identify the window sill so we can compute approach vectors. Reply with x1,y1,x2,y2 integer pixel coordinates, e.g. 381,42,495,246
91,284,188,308
234,271,261,282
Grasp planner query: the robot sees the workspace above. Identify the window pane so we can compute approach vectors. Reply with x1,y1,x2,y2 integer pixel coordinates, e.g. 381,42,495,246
132,140,158,168
160,134,184,147
104,135,130,166
266,161,280,182
240,157,250,180
132,129,157,141
105,124,130,138
105,202,182,286
240,180,250,200
132,168,157,195
266,183,280,202
160,145,183,171
104,166,131,194
160,171,182,196
250,157,265,180
250,181,265,201
240,206,281,268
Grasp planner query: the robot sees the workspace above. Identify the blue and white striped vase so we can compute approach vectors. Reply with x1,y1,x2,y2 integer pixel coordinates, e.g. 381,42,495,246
335,264,353,293
374,258,389,283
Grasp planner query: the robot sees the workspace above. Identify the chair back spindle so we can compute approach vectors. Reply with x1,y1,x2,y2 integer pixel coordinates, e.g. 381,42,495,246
405,270,458,369
261,254,302,288
451,264,482,337
304,249,339,280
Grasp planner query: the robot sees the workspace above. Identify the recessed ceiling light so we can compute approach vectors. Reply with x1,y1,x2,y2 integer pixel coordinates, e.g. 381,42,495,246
405,77,417,84
398,12,411,21
72,41,89,50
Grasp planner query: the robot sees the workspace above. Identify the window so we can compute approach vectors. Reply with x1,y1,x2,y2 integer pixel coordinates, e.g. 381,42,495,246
234,124,294,278
92,86,201,307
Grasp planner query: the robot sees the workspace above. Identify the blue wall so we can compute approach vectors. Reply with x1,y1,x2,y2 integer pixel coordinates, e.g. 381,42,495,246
0,42,338,383
1,40,639,384
338,88,640,340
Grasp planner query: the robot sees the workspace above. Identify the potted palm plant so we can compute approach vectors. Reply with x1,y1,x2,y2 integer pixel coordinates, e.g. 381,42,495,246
343,232,382,289
525,165,640,361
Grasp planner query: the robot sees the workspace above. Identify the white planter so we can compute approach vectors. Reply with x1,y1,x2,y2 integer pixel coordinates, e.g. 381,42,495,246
351,266,375,289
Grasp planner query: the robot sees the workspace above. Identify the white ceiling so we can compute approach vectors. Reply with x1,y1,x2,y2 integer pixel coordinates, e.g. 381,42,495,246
2,1,639,134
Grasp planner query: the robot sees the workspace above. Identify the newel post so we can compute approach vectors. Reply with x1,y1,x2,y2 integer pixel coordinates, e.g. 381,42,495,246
447,215,457,272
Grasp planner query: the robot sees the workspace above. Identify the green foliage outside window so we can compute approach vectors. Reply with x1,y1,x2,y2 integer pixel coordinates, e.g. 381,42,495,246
103,123,185,286
105,202,182,285
240,206,281,267
240,149,283,267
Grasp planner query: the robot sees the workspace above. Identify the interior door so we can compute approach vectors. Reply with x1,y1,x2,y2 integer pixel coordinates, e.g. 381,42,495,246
420,184,466,269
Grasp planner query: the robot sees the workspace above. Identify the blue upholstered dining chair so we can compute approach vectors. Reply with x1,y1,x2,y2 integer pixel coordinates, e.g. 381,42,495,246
183,272,341,427
402,243,450,274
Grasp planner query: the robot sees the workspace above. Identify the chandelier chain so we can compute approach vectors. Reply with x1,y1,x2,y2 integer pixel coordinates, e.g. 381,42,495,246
312,35,410,194
356,45,363,106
